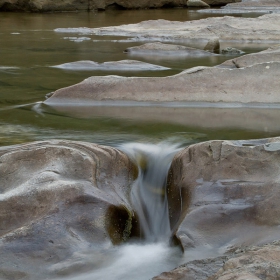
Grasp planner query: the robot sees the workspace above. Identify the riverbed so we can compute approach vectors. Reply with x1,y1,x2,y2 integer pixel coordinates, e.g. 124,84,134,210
1,8,280,280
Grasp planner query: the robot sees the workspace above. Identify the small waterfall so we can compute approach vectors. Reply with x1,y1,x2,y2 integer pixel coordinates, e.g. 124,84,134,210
120,141,182,242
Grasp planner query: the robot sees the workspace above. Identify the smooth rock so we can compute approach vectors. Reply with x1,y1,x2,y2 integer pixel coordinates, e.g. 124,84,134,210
219,44,280,68
51,60,170,71
154,242,280,279
200,0,280,15
0,140,137,279
44,61,280,105
124,42,215,56
167,137,280,257
203,37,220,53
68,14,280,42
187,0,210,8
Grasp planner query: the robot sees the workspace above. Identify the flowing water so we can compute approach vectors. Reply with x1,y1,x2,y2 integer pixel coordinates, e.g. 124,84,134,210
1,8,280,280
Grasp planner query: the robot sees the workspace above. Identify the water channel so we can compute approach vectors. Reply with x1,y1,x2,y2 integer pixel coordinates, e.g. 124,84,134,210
1,8,280,280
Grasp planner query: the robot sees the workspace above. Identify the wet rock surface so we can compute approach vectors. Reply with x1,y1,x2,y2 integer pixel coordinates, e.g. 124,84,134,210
167,137,280,257
44,60,280,104
0,140,137,279
69,13,280,42
51,59,170,71
124,42,215,56
154,242,280,279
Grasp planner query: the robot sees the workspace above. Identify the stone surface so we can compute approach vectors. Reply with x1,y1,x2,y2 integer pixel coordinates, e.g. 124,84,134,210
200,0,280,15
0,0,189,12
154,242,280,279
221,47,245,55
61,14,280,42
124,42,215,56
44,61,280,105
0,0,242,11
204,37,220,53
51,59,170,71
167,137,280,259
0,140,137,279
219,44,280,68
187,0,210,8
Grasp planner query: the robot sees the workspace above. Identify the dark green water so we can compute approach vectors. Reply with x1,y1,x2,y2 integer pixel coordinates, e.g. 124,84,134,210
0,9,279,148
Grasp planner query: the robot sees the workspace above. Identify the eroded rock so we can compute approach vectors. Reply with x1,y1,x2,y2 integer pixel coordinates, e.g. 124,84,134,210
167,137,280,258
44,61,280,105
0,140,137,279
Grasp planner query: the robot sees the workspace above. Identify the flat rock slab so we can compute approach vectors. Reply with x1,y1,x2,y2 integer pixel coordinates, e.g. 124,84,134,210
0,140,137,279
45,61,280,105
124,42,215,57
167,137,280,258
55,14,280,42
200,0,280,14
51,59,170,71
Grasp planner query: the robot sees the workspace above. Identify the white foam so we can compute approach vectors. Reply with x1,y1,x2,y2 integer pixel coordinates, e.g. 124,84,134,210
65,243,181,280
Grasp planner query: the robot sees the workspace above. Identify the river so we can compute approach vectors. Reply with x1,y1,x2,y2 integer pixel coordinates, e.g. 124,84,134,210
1,8,280,280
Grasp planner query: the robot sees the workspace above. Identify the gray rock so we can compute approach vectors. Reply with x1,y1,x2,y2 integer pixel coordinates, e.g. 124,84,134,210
203,37,220,53
0,140,137,279
154,242,280,279
51,60,170,71
167,137,280,257
221,47,245,55
124,42,215,57
219,44,280,68
0,0,189,12
187,0,210,7
44,61,280,105
72,13,280,42
200,0,280,15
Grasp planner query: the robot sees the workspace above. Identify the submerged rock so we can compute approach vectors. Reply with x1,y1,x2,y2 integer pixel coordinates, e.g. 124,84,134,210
219,44,280,68
124,42,215,56
51,59,170,71
221,47,245,55
0,140,137,279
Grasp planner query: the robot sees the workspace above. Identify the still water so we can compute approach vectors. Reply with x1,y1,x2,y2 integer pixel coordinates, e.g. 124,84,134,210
1,8,280,279
1,9,279,148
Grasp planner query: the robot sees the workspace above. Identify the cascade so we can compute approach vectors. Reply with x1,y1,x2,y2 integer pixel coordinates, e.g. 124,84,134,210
120,141,182,242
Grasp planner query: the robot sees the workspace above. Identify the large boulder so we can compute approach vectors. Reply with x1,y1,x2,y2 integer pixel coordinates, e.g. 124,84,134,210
0,140,137,279
167,137,280,258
